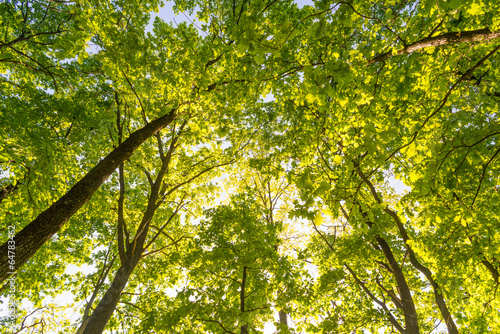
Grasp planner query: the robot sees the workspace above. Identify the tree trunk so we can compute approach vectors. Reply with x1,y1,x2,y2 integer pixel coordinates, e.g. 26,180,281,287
376,236,420,334
80,264,135,334
240,265,249,334
276,246,289,332
0,109,177,283
278,309,288,326
382,208,457,334
79,133,182,333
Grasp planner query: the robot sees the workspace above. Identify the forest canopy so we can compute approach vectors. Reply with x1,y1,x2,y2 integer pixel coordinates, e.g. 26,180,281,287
1,0,500,333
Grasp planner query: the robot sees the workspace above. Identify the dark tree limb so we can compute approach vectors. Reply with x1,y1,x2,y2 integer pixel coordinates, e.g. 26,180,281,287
117,164,128,264
369,28,500,64
358,169,458,334
240,265,249,334
0,108,178,283
345,264,406,334
375,276,404,310
374,236,420,333
76,251,116,334
482,258,500,283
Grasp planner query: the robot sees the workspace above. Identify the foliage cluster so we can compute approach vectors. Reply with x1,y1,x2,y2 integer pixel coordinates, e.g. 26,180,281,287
1,0,500,333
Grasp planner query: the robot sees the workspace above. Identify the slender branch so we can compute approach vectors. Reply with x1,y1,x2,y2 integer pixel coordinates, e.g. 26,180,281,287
144,196,187,250
205,268,242,287
0,29,67,49
122,70,147,123
162,160,235,199
312,222,336,253
5,44,60,90
199,318,236,334
118,300,143,312
340,1,405,46
155,132,165,161
345,264,406,333
385,44,500,162
358,168,458,334
245,305,272,312
471,145,500,207
375,276,403,310
261,0,278,13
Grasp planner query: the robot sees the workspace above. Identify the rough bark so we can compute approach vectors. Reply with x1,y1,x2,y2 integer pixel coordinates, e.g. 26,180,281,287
375,236,420,334
0,109,177,283
369,28,500,64
384,208,458,334
80,264,135,334
358,168,456,334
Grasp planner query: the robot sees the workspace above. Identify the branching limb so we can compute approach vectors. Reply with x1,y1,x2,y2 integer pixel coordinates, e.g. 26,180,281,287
471,145,500,207
144,195,187,250
198,318,236,334
385,45,500,162
77,250,116,334
358,168,458,334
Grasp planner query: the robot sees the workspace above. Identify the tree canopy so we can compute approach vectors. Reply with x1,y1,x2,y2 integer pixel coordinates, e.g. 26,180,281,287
1,0,500,333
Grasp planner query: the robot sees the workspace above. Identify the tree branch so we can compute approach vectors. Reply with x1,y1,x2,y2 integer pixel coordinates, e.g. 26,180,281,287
358,168,458,334
344,264,406,333
369,28,500,64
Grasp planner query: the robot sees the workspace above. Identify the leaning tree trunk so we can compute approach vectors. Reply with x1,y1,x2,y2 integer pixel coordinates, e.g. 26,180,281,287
375,236,420,334
0,109,177,283
79,264,135,334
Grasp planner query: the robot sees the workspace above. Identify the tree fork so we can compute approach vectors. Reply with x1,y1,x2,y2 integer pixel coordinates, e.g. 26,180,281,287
375,236,420,334
345,264,406,333
343,199,419,333
385,208,458,334
358,168,457,334
79,131,185,333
